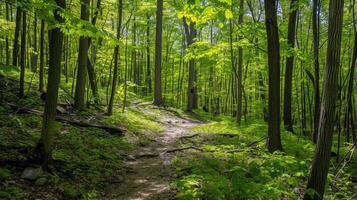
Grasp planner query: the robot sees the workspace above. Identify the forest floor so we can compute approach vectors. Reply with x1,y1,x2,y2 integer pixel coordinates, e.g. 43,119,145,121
0,74,356,200
103,107,202,200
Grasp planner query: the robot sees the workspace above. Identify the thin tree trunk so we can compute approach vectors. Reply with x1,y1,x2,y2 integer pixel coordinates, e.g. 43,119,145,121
39,20,45,93
304,0,344,199
345,1,357,142
283,0,298,132
146,15,152,95
74,0,90,110
31,13,38,72
312,0,321,143
87,0,101,104
5,2,10,65
183,17,197,112
12,7,21,67
19,11,26,98
236,0,244,124
34,0,65,170
107,0,123,115
264,0,283,152
154,0,164,106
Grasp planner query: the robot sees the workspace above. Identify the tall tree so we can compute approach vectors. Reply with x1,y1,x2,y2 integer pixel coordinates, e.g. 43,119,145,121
312,0,321,143
107,0,123,115
34,0,66,170
183,17,197,112
39,20,45,93
153,0,164,106
264,0,283,152
74,0,90,109
19,11,26,98
345,0,357,142
304,0,344,199
283,0,298,132
87,0,102,104
31,13,38,72
146,15,152,95
236,0,244,124
5,2,10,65
12,7,21,67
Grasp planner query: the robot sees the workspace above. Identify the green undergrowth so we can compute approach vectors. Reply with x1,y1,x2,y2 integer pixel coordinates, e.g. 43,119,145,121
172,117,356,200
0,75,132,199
0,105,132,199
105,106,164,135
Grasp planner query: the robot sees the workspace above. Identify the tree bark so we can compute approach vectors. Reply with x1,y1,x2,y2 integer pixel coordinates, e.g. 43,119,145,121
146,15,152,95
345,1,357,142
12,7,21,67
154,0,164,106
34,0,66,170
312,0,321,143
31,13,38,72
19,11,26,98
236,0,244,124
283,0,298,132
74,0,90,110
183,17,197,112
304,0,344,199
264,0,283,152
5,2,10,65
107,0,123,115
39,20,45,93
87,0,101,104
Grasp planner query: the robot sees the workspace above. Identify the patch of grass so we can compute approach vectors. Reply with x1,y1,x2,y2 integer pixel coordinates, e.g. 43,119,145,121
105,107,164,134
173,118,355,200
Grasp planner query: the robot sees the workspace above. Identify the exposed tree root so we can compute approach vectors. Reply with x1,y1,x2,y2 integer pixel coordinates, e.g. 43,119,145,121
165,146,204,153
179,133,200,140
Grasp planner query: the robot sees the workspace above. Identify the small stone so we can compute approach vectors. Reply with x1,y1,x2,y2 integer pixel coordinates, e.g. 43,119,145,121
35,177,47,186
126,155,136,161
21,167,42,181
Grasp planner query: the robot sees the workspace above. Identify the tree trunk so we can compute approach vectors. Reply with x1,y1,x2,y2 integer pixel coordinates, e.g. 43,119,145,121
74,0,90,110
87,0,101,104
264,0,283,153
12,7,21,67
236,0,244,124
34,0,65,170
283,0,298,132
19,11,26,98
153,0,164,106
31,13,38,72
345,2,357,142
107,0,123,115
183,17,197,112
312,0,321,143
39,20,45,93
5,2,10,65
304,0,344,199
146,15,152,95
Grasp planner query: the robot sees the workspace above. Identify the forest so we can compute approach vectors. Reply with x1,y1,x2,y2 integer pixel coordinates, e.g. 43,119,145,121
0,0,356,199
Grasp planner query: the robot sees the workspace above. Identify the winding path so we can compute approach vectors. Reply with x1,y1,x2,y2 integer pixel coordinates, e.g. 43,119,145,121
104,114,200,200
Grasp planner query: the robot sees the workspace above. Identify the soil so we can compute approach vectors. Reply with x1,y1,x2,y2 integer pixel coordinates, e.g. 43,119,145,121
103,112,201,200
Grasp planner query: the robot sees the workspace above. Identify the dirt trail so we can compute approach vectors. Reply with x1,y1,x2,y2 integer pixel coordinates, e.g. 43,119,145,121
105,114,200,200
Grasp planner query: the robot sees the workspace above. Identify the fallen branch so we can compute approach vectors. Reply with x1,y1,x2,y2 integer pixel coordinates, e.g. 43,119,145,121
219,133,240,137
165,146,204,153
225,149,245,153
247,136,267,147
5,102,125,135
179,133,200,140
